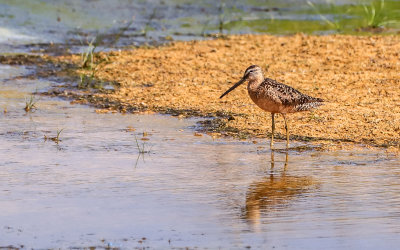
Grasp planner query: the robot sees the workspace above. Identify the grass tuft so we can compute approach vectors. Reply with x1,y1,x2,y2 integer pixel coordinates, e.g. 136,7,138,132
78,37,109,89
81,37,98,69
362,0,400,28
44,129,64,144
308,0,400,32
24,95,37,112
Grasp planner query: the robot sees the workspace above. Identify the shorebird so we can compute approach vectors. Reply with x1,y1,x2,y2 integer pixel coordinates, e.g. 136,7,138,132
220,65,324,149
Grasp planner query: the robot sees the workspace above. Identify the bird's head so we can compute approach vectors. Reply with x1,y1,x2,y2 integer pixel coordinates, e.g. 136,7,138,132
220,65,264,99
244,65,263,81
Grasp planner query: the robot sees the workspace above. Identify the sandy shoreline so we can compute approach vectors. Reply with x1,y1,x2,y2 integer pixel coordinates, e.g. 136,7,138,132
49,34,400,151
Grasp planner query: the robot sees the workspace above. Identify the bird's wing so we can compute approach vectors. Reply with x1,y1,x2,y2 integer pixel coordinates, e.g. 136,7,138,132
259,78,323,106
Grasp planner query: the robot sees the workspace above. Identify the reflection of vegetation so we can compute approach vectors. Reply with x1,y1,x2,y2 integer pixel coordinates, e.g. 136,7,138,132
134,134,151,154
133,134,152,166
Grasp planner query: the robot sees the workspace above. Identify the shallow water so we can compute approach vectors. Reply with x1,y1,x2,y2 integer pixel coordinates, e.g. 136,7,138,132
1,65,400,249
1,0,399,53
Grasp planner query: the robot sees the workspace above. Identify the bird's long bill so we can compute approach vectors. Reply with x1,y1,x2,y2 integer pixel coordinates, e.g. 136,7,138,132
219,77,246,99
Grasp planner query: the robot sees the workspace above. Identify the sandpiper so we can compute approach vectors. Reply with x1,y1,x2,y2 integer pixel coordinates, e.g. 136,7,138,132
220,65,324,149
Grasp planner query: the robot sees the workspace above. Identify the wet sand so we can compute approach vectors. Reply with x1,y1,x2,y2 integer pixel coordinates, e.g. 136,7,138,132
47,34,400,151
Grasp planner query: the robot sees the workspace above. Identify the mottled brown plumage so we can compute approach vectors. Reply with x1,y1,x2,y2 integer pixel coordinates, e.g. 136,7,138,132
220,65,324,149
248,77,324,113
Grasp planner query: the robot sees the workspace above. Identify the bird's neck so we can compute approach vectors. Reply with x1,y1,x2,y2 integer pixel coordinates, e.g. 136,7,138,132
247,78,264,92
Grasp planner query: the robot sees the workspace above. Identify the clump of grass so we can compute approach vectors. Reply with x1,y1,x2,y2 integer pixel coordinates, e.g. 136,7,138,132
44,128,64,144
362,0,399,28
53,129,63,144
308,0,400,32
78,20,134,90
78,37,110,89
78,73,91,89
24,95,37,112
78,72,104,89
81,37,98,69
79,39,96,89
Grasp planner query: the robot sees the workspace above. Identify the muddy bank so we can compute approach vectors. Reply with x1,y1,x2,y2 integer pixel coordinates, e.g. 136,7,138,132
53,34,400,151
3,34,400,151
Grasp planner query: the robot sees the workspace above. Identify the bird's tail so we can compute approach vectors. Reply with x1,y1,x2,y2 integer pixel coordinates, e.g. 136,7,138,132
295,97,324,111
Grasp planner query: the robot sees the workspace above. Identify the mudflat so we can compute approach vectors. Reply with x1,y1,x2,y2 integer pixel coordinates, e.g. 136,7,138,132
56,34,400,151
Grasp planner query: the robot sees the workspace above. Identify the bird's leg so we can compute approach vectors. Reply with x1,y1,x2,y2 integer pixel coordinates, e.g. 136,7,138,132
270,113,275,150
282,113,289,149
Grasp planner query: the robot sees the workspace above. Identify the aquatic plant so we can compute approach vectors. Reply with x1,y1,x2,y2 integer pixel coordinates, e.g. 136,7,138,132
307,0,400,31
361,0,400,28
53,128,63,144
24,95,37,112
44,128,64,144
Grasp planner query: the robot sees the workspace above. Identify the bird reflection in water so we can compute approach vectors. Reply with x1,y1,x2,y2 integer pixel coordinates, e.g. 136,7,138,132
242,151,315,230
